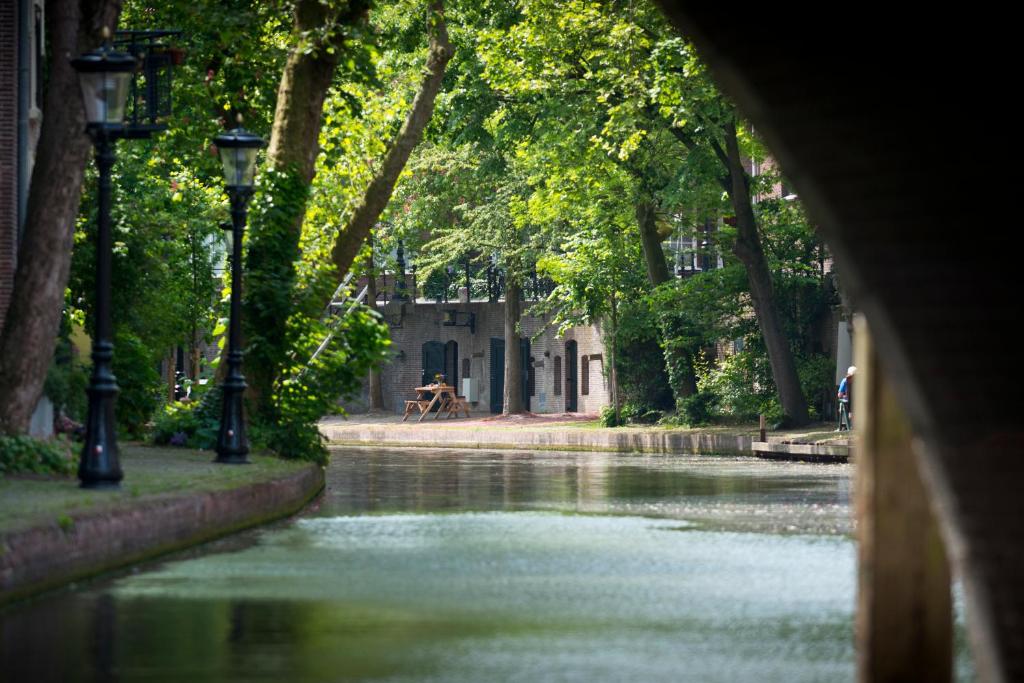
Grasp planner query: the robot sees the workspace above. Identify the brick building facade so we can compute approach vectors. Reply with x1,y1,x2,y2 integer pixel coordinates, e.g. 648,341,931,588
0,0,20,331
349,297,610,415
1,0,49,434
1,0,45,334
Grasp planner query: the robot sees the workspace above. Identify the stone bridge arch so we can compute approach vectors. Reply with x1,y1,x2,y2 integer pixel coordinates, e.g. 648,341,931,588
654,5,1021,681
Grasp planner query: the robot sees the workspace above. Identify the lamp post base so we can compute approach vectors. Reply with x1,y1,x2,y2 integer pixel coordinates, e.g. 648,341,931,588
215,354,250,465
214,454,251,465
81,480,123,490
79,344,123,490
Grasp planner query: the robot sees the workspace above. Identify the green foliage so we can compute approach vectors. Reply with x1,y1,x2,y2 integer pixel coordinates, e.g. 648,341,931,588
598,405,623,427
599,402,663,428
120,0,288,170
692,346,832,426
151,387,221,450
679,391,720,427
610,301,674,411
112,332,164,437
65,0,290,438
623,402,663,424
243,166,311,419
696,348,775,422
44,312,89,422
44,358,89,424
796,353,834,422
60,0,840,459
255,306,391,464
151,401,201,447
241,160,391,463
390,142,535,294
70,139,227,434
0,436,75,477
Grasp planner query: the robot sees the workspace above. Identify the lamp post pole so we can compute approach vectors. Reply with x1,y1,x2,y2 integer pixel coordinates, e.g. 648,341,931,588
213,123,265,465
72,36,135,489
216,187,253,463
79,128,123,488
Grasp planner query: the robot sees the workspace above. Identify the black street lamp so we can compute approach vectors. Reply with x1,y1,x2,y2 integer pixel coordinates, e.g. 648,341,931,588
393,240,408,301
213,122,265,464
72,35,135,489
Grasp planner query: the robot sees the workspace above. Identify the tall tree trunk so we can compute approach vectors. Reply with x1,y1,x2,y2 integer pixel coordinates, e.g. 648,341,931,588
242,0,368,415
266,0,367,183
189,326,201,382
723,123,810,426
609,290,620,423
636,198,698,402
166,350,176,403
0,0,122,435
330,0,454,280
636,200,671,286
502,278,524,414
364,263,385,411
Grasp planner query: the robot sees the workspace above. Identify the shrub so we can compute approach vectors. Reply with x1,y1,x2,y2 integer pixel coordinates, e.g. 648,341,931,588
599,405,623,427
796,353,833,422
43,309,89,423
113,331,163,438
679,391,720,427
152,386,220,450
253,307,390,465
695,351,758,421
621,402,662,424
44,353,89,423
611,301,675,412
0,436,76,477
598,403,663,427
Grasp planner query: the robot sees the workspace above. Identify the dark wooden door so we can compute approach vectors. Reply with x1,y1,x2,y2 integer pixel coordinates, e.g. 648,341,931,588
489,337,504,413
565,340,578,412
422,341,445,386
444,340,458,389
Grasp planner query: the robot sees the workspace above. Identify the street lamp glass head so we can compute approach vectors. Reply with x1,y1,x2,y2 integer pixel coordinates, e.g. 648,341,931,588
71,44,135,127
214,127,267,190
220,146,259,188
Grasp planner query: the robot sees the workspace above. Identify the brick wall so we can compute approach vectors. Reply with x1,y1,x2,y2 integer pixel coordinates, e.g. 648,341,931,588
350,300,610,415
0,0,20,335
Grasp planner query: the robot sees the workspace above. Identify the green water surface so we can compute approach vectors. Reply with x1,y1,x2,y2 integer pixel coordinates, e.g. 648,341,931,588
0,449,964,682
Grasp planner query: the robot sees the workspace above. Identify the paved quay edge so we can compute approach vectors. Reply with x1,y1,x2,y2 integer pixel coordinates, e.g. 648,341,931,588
322,425,850,461
0,463,324,607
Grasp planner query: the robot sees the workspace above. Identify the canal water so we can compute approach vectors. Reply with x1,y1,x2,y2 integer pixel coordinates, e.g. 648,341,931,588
0,449,967,681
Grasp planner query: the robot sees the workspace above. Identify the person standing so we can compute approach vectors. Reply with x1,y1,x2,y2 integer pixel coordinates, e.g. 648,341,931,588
837,366,856,431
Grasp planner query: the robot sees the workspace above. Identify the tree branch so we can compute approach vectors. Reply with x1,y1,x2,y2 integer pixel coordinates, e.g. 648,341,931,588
330,0,455,280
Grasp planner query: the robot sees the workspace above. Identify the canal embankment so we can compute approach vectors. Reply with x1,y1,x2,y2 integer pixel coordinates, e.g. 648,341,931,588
0,445,323,607
320,413,851,462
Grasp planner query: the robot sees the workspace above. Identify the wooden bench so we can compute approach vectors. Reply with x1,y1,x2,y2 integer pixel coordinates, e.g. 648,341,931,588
442,395,471,419
402,399,432,422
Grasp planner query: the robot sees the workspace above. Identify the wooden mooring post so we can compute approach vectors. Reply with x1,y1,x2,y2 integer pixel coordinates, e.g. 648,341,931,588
853,315,952,682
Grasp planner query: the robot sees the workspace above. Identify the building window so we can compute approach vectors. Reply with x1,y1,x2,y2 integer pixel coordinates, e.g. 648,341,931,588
553,356,562,396
581,355,590,395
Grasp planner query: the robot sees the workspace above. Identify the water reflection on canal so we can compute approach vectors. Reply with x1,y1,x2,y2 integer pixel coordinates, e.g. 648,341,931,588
4,449,863,681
